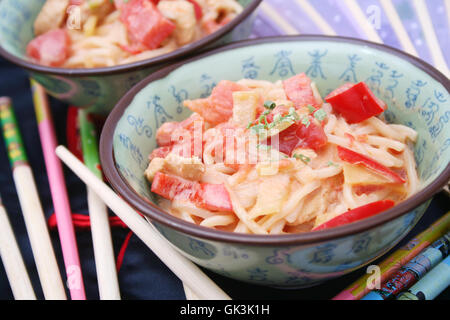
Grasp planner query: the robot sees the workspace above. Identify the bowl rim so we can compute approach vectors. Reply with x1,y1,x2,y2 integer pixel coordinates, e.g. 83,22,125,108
100,35,450,245
0,0,262,76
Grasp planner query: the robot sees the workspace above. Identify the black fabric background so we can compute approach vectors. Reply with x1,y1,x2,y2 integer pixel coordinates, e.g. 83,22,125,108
0,56,448,300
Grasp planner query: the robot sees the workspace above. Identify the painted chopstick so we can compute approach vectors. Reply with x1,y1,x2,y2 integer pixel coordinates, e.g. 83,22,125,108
397,255,450,300
29,81,86,300
78,109,121,300
362,231,450,300
333,211,450,300
0,195,36,300
0,97,66,300
55,146,231,300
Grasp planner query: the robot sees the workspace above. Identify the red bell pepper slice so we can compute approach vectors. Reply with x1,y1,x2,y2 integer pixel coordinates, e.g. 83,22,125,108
325,82,387,124
337,146,406,184
151,172,233,212
313,200,395,231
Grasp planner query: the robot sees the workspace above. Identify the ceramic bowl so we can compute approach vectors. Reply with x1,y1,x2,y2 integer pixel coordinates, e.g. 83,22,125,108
99,36,450,288
0,0,261,115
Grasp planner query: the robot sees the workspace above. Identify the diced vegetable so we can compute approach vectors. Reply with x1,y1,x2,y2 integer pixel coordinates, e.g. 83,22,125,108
145,157,166,181
313,200,395,231
120,0,176,50
26,29,70,67
248,174,290,218
151,172,232,212
337,146,406,184
283,73,321,109
325,82,387,124
163,153,205,180
232,91,259,127
145,154,204,181
342,163,390,185
184,80,247,125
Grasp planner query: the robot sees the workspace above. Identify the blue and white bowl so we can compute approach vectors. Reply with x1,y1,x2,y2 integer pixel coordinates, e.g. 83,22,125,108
99,36,450,288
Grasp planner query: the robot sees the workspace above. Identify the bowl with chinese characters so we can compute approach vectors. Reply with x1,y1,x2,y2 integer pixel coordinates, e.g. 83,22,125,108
99,35,450,288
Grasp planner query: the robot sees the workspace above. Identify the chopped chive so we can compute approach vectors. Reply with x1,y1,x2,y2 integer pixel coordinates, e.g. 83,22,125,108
307,105,315,114
327,161,339,167
293,153,311,164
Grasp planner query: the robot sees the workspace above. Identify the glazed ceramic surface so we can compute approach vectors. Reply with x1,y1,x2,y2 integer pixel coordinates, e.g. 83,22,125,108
0,0,260,115
102,37,450,287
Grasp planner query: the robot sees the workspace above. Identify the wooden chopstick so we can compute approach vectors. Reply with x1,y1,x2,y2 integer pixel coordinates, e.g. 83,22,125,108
77,109,121,300
0,196,36,300
55,145,231,300
0,97,66,300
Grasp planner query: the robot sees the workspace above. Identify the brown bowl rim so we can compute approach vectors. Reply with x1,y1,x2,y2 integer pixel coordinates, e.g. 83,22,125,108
0,0,262,76
100,35,450,246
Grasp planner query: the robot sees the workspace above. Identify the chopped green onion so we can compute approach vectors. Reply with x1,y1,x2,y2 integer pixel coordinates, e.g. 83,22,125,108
264,100,276,110
307,105,315,114
293,154,311,164
314,109,328,122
